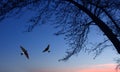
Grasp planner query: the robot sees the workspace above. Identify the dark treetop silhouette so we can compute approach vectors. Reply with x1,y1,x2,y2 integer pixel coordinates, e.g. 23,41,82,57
0,0,120,61
20,45,29,59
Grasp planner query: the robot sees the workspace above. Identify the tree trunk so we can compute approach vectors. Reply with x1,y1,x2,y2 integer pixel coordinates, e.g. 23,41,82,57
68,0,120,54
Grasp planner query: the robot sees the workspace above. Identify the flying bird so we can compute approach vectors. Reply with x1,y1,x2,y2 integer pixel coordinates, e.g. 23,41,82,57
20,45,29,59
42,44,50,53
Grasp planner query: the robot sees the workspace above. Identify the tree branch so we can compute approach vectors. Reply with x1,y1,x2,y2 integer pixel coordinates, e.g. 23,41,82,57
67,0,120,54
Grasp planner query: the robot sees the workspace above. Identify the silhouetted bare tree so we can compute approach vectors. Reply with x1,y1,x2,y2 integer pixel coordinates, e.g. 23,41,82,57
0,0,120,62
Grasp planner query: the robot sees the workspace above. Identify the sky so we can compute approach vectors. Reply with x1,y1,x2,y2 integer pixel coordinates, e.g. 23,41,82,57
0,8,120,72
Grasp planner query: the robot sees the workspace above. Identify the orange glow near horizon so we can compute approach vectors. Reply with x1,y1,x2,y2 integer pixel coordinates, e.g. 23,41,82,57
33,63,117,72
79,68,114,72
77,63,116,72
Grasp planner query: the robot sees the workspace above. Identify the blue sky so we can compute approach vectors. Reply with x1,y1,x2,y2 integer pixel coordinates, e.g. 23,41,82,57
0,10,120,72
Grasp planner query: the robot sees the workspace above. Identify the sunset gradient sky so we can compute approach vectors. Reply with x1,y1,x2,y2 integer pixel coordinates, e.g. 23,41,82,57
30,63,116,72
0,9,120,72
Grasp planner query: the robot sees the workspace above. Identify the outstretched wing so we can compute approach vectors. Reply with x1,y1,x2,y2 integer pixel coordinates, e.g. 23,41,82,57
20,46,29,59
42,44,50,52
24,51,29,59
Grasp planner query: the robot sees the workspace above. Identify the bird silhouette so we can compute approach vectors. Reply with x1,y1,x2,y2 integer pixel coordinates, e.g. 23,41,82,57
42,44,50,53
20,45,29,59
